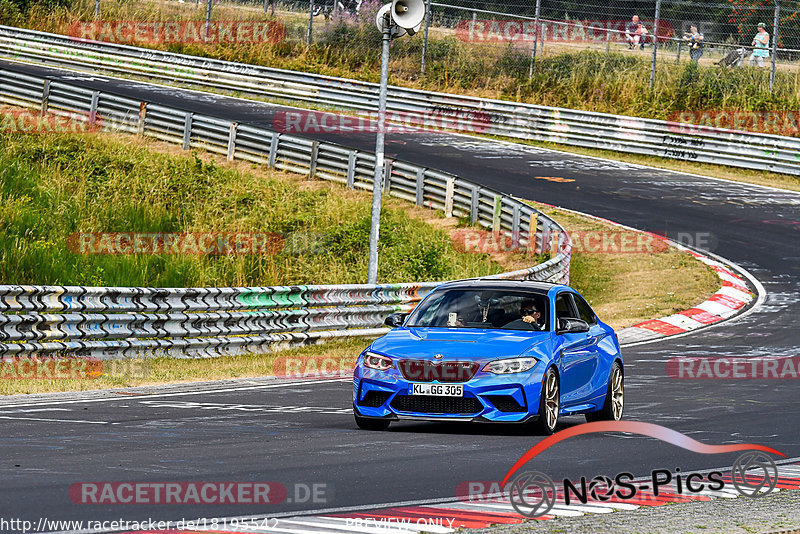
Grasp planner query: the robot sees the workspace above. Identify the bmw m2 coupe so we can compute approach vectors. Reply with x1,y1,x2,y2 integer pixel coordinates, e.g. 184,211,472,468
353,280,624,434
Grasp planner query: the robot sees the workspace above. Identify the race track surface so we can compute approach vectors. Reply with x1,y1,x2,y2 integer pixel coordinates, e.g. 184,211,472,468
0,59,798,529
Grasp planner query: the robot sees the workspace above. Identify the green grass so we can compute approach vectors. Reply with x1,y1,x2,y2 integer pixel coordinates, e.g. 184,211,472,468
0,131,506,286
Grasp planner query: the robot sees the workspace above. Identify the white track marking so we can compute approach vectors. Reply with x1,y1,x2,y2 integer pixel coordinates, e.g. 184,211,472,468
0,378,349,409
280,517,453,533
0,415,113,424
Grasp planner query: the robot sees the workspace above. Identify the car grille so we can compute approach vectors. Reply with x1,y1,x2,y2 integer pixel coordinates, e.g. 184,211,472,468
397,360,479,383
357,390,392,408
485,395,526,412
390,395,483,415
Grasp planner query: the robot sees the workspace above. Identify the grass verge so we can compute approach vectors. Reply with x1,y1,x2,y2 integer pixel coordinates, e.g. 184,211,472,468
0,128,507,286
0,125,718,395
528,202,720,329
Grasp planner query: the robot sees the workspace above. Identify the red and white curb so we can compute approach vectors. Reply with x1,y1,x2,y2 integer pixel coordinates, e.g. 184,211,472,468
524,201,763,347
617,242,758,345
144,461,800,533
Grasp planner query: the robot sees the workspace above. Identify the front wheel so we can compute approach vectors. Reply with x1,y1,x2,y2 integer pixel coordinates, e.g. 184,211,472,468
530,367,560,435
586,361,624,422
354,412,391,431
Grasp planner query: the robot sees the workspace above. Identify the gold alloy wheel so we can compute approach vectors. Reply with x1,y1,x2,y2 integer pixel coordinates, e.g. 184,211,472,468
544,371,559,431
610,366,624,420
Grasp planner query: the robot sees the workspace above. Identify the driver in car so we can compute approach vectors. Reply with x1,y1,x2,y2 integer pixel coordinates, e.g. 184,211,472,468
502,300,543,330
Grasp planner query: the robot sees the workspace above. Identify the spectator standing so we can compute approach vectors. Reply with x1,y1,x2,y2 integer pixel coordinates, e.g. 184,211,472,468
683,24,704,63
749,23,770,67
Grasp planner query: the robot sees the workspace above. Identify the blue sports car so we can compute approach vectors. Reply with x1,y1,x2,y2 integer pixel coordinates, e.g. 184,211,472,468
352,280,624,434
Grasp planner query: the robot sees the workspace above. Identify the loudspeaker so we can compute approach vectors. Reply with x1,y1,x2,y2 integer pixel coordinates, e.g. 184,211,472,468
391,0,425,31
375,0,425,37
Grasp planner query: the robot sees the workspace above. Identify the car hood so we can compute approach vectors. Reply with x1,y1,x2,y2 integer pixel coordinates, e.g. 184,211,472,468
370,327,551,363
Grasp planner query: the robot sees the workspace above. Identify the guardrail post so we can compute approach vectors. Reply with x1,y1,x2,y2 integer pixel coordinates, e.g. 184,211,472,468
444,177,455,218
309,141,319,178
89,91,99,126
137,102,147,137
492,195,502,234
182,112,192,151
41,80,50,116
383,159,393,192
268,133,280,167
512,204,520,247
528,212,539,254
227,122,238,162
605,27,610,54
542,219,552,255
415,169,425,206
470,186,479,223
347,151,357,188
675,41,681,64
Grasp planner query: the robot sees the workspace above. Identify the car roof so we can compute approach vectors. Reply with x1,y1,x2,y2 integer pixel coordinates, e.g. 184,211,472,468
433,279,569,295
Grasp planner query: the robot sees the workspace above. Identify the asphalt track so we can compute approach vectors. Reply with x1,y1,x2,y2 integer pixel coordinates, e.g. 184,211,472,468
0,59,799,530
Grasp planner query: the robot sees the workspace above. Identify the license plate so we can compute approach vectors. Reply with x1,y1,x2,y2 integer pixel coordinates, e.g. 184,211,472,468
411,384,463,397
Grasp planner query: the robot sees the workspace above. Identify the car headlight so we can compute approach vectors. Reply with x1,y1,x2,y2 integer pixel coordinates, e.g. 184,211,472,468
363,351,394,371
482,357,537,374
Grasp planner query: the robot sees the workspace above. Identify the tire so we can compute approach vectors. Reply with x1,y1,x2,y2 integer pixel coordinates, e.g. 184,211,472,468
530,367,560,435
586,361,624,422
354,412,391,431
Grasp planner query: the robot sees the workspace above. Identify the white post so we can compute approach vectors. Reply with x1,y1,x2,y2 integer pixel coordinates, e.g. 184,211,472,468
367,16,392,284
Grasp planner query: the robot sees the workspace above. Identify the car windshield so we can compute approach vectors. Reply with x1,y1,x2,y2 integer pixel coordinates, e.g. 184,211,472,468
406,289,550,331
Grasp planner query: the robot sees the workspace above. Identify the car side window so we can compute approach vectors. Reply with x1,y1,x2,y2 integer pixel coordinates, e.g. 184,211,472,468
555,294,575,321
416,293,446,324
572,294,598,325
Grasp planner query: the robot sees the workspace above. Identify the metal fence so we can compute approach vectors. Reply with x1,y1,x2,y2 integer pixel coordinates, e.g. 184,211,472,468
1,24,798,175
418,0,788,89
181,0,795,91
290,0,792,87
0,67,571,358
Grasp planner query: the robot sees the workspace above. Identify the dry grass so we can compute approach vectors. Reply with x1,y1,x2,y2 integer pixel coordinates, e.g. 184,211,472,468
0,337,367,396
528,202,720,329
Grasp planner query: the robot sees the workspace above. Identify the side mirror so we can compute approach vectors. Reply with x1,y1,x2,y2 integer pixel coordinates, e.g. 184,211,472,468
557,318,590,334
384,312,409,328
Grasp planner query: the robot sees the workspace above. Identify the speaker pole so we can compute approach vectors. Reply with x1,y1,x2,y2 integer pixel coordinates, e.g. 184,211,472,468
367,13,392,284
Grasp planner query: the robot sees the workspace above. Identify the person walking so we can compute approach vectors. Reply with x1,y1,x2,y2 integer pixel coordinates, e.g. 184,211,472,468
748,22,770,67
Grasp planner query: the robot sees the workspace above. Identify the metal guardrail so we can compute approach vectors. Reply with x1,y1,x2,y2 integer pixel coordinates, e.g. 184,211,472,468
0,67,571,359
0,25,798,175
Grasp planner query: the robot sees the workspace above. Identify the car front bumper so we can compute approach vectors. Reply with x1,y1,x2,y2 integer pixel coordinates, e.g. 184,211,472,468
352,366,546,423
